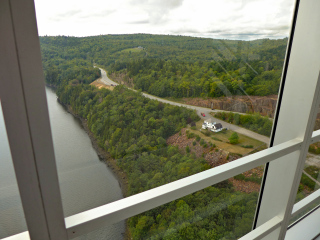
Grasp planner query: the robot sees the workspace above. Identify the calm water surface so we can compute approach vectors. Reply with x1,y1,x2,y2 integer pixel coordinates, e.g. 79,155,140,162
0,87,124,239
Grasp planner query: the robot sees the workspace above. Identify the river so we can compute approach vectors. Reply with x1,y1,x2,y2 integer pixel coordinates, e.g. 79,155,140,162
0,87,125,239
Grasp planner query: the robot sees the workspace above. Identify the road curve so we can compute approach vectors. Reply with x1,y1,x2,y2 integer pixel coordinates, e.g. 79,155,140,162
99,68,119,86
97,67,270,145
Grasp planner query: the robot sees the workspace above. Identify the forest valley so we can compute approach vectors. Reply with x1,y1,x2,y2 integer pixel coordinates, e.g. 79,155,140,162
40,34,317,240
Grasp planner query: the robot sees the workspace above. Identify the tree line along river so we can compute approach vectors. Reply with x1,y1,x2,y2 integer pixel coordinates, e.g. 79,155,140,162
0,87,125,239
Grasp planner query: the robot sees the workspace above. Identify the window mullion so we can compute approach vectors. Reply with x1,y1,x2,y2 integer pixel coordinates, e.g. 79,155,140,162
0,0,67,239
254,0,320,239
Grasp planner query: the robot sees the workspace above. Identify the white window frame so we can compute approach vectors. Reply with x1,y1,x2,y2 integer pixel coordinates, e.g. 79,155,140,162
1,0,320,239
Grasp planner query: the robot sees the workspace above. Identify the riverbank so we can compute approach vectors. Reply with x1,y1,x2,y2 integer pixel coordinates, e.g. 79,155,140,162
56,98,131,239
59,100,129,196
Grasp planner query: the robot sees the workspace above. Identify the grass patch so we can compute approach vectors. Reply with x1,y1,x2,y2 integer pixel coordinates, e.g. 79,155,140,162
188,120,267,155
119,47,144,53
305,166,320,180
212,137,222,142
300,173,316,190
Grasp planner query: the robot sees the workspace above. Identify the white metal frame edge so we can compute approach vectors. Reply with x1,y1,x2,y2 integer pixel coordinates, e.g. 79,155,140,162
291,188,320,219
65,139,301,238
239,217,282,240
311,130,320,143
0,0,67,239
254,0,320,239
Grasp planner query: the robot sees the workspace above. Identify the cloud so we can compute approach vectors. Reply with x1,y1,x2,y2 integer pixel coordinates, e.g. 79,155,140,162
49,9,82,21
127,0,185,24
49,8,116,22
80,9,116,19
171,28,200,34
36,0,294,40
128,20,150,24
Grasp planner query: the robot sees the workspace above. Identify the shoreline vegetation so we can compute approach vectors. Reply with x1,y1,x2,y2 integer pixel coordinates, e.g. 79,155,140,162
57,97,131,239
61,100,129,196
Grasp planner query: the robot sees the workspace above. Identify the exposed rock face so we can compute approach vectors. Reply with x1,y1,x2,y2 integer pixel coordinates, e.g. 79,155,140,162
183,95,278,118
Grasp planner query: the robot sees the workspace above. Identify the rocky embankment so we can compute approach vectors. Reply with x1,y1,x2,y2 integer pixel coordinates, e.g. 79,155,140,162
183,95,278,118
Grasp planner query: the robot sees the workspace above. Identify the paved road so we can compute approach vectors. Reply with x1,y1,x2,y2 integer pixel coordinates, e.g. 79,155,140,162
306,153,320,168
99,68,119,86
141,93,270,144
97,67,270,144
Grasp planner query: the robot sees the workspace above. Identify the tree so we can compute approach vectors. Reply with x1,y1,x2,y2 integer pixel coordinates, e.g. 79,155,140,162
229,132,239,144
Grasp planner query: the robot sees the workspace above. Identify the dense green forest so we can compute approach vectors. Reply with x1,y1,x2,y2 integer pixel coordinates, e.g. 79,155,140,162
40,34,287,98
39,34,286,239
214,112,273,137
57,85,259,239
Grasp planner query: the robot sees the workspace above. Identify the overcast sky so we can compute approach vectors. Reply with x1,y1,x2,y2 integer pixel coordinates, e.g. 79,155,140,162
34,0,295,40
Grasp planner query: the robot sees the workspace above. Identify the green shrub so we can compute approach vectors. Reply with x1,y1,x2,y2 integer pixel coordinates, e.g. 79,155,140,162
191,126,197,130
193,141,196,146
234,174,245,181
196,136,201,141
229,132,239,144
187,132,195,139
241,145,253,148
186,145,190,153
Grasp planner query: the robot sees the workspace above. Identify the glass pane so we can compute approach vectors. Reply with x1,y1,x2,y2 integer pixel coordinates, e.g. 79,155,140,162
34,0,295,239
290,196,320,226
290,138,320,225
295,159,320,203
45,88,124,222
0,102,28,238
289,111,320,225
294,115,320,204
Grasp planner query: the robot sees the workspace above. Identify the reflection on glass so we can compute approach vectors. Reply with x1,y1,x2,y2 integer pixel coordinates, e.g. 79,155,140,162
35,0,294,239
0,103,27,238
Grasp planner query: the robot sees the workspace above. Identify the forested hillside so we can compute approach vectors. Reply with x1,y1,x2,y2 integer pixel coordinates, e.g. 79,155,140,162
57,84,258,239
40,34,287,98
39,34,285,239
